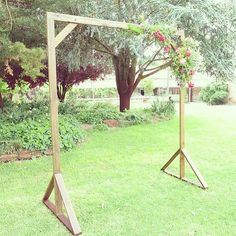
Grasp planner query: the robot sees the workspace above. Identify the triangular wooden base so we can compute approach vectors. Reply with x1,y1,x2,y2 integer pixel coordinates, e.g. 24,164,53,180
43,174,82,235
161,148,208,189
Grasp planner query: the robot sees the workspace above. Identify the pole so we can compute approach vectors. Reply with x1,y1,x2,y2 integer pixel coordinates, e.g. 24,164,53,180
47,14,63,214
179,86,185,178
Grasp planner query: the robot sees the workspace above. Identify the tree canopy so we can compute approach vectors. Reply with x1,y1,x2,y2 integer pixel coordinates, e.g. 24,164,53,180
3,0,235,78
65,0,236,79
1,0,235,110
0,4,45,108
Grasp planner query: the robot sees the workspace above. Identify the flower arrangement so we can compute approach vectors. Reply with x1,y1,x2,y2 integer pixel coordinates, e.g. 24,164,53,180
128,23,200,87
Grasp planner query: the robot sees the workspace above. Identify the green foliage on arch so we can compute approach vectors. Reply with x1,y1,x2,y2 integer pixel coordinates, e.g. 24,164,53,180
128,23,201,85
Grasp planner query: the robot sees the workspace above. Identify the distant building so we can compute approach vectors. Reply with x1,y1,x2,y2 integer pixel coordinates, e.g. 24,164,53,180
78,68,236,103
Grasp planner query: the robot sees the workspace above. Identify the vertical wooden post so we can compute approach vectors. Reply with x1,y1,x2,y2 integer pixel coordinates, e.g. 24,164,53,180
179,86,185,178
161,84,208,189
47,14,63,214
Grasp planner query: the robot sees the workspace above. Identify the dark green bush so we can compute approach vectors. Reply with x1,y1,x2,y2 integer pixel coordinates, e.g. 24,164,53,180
1,96,120,125
200,82,229,105
59,100,87,115
151,100,175,118
62,102,121,124
93,88,117,98
93,123,109,131
0,98,119,153
68,88,118,99
1,88,177,155
0,115,85,152
121,110,148,125
0,140,21,155
0,97,49,123
0,94,85,153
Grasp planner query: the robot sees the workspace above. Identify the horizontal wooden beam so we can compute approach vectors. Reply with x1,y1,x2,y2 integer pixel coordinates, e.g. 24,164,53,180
47,12,129,29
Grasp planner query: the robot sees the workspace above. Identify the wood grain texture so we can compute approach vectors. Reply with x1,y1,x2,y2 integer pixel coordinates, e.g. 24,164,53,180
179,86,185,149
182,149,208,189
43,176,54,201
43,174,82,235
55,174,81,235
161,86,207,189
161,149,180,171
55,23,77,47
47,12,129,29
44,199,81,235
179,87,185,178
47,13,63,214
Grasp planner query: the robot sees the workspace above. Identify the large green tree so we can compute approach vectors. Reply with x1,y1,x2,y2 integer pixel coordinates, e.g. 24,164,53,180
0,1,45,108
66,0,236,110
4,0,236,111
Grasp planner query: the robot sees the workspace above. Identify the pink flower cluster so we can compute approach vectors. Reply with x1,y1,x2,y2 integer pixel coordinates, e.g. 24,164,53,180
153,31,166,42
151,28,196,83
164,45,171,53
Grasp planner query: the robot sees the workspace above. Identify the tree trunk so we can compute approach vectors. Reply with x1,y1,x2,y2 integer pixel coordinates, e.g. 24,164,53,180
57,84,67,102
113,49,140,112
0,93,4,109
119,93,131,111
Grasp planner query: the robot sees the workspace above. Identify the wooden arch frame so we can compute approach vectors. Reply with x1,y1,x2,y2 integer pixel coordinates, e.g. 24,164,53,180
43,12,208,236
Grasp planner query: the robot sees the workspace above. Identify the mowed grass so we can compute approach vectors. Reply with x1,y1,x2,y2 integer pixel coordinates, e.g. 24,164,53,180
0,106,236,236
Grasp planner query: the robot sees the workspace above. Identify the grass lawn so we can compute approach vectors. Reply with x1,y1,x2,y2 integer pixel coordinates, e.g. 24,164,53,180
0,105,236,236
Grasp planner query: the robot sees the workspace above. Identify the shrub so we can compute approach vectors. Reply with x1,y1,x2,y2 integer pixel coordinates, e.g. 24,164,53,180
59,100,120,123
59,115,85,150
73,102,120,124
1,88,177,155
151,100,175,118
93,123,109,131
67,87,118,99
0,140,21,155
93,88,117,98
59,100,87,115
0,115,85,152
0,95,49,123
0,99,120,154
121,110,148,125
1,87,178,152
200,82,229,105
140,79,154,95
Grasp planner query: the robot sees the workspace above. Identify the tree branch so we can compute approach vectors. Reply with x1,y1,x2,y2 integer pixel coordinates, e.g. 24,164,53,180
152,57,170,62
93,37,116,56
93,48,114,56
142,60,172,79
5,0,13,30
143,46,164,70
144,59,170,72
132,75,143,93
136,46,164,75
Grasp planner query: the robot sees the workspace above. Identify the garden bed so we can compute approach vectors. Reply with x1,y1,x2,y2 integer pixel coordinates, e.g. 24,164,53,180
0,98,175,158
0,150,51,163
